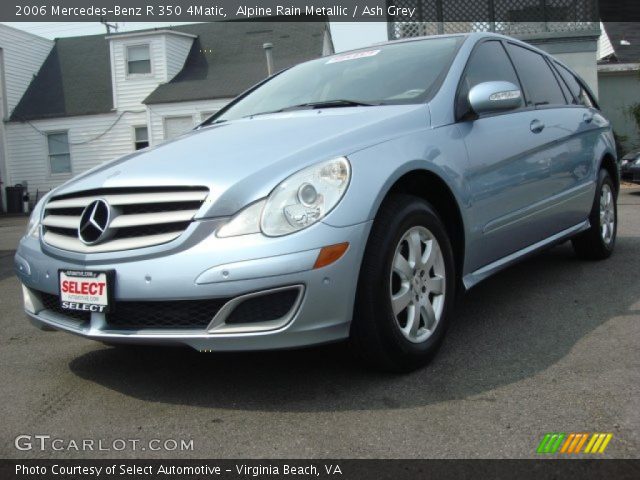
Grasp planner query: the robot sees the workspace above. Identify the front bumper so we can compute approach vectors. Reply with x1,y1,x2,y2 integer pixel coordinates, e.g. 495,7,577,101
15,219,372,351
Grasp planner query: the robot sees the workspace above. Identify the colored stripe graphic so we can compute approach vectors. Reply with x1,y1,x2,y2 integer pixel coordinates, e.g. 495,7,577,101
538,433,613,454
560,433,575,453
574,433,589,453
598,434,613,453
537,433,565,454
537,434,552,453
584,433,613,454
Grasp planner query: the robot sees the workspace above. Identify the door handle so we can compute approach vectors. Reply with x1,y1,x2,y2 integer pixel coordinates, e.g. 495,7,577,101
530,119,545,133
583,112,594,123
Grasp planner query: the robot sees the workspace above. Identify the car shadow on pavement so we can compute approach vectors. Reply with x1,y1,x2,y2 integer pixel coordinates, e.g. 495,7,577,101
68,238,640,412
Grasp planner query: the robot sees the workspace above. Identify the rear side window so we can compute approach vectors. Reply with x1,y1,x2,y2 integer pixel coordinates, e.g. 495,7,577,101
506,44,566,107
551,66,572,102
457,40,521,118
553,62,595,108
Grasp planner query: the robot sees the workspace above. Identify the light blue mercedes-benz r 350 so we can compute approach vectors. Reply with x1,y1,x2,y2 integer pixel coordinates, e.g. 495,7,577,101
15,33,618,371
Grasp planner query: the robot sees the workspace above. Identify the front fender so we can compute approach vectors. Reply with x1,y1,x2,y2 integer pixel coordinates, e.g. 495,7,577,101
324,125,471,229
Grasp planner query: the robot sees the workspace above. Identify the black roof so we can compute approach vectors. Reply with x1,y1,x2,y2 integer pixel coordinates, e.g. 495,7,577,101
10,21,330,121
601,22,640,64
144,21,329,104
10,33,112,121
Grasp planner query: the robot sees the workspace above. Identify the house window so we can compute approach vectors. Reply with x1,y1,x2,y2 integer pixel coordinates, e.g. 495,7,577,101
47,132,71,174
134,126,149,150
127,45,151,75
164,116,194,140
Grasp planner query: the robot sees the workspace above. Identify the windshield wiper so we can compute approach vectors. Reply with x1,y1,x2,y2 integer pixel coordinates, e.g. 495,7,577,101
246,99,380,118
199,118,228,127
287,99,380,109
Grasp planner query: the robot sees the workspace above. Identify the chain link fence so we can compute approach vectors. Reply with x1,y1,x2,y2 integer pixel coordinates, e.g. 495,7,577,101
387,0,599,39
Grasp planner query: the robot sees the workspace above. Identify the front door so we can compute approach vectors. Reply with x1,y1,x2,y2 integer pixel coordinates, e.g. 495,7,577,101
458,40,583,272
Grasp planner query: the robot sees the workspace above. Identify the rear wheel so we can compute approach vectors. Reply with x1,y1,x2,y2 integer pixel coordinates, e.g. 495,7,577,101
572,169,617,260
350,194,456,372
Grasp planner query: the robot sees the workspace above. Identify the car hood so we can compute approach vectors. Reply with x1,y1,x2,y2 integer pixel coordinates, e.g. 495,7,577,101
53,104,429,217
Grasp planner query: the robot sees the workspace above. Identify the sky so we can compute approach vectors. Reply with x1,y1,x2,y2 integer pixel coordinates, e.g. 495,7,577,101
1,21,388,52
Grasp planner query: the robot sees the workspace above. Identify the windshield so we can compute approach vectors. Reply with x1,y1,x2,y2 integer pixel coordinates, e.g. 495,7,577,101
210,36,463,123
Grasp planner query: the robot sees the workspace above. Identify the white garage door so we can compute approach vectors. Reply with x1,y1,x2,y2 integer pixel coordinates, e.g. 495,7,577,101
164,116,194,140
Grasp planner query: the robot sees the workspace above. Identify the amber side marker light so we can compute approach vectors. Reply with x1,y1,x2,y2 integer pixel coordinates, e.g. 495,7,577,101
314,242,349,269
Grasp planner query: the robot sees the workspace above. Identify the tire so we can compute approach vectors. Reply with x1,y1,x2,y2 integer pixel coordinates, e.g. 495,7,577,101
350,194,456,372
571,169,617,260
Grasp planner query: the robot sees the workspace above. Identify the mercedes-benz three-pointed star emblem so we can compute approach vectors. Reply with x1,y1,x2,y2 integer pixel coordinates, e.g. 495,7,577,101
78,199,111,245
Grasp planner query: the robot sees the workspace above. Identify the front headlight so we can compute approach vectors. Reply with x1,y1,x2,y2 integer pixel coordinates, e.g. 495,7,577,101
24,196,46,239
25,209,41,238
261,157,350,236
217,157,351,238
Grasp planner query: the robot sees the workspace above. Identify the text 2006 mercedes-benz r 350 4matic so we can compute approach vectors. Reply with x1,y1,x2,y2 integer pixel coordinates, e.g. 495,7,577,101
16,33,618,371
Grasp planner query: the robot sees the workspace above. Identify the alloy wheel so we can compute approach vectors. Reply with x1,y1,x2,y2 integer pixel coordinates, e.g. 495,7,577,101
600,184,615,245
389,226,446,343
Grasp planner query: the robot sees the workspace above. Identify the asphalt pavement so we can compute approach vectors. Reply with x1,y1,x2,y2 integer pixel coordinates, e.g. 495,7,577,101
0,188,638,459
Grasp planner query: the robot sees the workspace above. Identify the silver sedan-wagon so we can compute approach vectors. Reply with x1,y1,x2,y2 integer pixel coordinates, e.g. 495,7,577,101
16,33,618,371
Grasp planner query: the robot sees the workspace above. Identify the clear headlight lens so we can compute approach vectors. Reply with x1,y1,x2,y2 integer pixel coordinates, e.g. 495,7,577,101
261,157,350,236
25,208,41,238
216,157,351,238
260,157,351,237
216,200,265,238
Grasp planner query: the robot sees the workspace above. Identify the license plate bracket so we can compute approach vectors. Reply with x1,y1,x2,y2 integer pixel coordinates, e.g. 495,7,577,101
58,270,115,314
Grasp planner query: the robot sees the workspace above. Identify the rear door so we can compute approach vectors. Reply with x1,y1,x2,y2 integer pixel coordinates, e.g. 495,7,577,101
551,59,605,212
458,40,573,271
505,43,595,230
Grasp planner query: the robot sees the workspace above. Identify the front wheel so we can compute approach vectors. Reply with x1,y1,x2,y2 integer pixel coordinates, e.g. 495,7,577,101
572,169,617,260
350,194,456,372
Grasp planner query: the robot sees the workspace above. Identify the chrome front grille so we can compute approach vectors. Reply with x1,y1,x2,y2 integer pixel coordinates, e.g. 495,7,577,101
42,187,209,253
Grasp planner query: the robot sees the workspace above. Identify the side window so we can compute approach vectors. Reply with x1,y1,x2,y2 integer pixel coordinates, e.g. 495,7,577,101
553,62,595,108
550,64,572,103
506,44,566,107
457,41,521,118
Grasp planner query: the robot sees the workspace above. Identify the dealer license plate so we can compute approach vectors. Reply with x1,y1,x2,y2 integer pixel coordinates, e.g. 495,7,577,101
59,270,113,313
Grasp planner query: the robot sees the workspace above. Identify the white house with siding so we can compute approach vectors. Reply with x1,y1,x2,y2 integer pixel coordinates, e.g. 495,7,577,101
0,24,53,211
2,21,333,211
597,22,640,152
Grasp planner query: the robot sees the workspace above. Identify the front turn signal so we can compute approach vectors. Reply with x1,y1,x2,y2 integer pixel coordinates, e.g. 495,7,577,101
313,242,349,269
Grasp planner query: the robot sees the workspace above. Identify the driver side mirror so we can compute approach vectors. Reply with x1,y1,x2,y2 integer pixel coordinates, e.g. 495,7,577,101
468,81,523,116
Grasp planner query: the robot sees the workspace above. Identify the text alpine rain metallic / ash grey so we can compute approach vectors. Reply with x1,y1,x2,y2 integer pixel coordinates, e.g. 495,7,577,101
15,33,619,371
